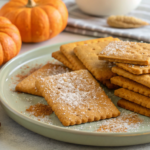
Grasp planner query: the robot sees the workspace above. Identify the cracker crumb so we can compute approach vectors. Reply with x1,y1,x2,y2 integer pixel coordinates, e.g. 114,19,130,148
26,103,53,117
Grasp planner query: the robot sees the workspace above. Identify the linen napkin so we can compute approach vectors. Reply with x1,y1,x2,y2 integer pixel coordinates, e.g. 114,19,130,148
63,0,150,42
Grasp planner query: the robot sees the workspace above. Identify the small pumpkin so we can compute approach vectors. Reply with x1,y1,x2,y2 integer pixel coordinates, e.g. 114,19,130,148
0,0,68,43
0,16,21,66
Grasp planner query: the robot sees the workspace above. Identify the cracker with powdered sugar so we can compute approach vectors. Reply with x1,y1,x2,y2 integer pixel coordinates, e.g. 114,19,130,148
98,41,150,65
16,63,70,96
35,70,120,126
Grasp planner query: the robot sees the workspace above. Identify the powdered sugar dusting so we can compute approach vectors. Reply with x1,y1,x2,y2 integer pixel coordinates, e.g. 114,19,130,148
97,110,143,132
128,64,135,68
31,64,70,81
127,64,147,68
100,41,137,57
42,70,102,107
140,66,147,68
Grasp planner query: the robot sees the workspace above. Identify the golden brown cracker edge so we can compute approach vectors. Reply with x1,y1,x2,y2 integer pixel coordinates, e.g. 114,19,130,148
52,50,74,70
112,66,150,88
118,99,150,117
115,88,150,109
116,63,150,75
111,76,150,97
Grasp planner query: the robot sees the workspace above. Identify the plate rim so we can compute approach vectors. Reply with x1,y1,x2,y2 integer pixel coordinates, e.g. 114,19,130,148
0,42,150,137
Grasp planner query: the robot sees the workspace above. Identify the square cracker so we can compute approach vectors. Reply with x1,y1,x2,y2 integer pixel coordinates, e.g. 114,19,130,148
74,41,120,82
118,99,150,117
60,37,119,70
116,63,150,75
52,50,74,70
15,63,70,96
112,66,150,88
35,70,120,126
111,76,150,97
115,88,150,109
98,41,150,65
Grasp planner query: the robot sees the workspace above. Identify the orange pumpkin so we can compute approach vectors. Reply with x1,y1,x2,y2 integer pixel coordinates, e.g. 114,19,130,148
0,0,68,43
0,16,21,66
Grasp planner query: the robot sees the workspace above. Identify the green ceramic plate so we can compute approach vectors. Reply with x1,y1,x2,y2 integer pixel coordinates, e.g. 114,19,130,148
1,42,150,146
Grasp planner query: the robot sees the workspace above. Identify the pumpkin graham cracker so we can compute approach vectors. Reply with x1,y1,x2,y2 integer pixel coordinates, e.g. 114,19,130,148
112,66,150,88
74,39,120,82
111,76,150,97
115,88,150,109
52,50,74,70
60,37,119,70
98,41,150,65
116,63,150,75
35,70,120,126
117,99,150,117
15,63,70,96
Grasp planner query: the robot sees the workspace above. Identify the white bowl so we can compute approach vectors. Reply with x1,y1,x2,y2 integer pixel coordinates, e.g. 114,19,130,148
75,0,142,16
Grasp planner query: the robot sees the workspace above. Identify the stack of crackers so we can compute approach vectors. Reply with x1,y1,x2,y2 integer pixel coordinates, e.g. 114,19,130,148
97,41,150,117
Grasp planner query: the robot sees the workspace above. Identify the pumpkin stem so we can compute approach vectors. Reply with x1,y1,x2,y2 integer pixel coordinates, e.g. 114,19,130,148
26,0,36,7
